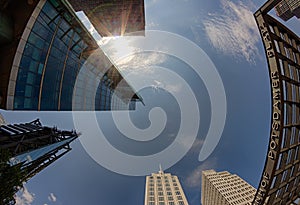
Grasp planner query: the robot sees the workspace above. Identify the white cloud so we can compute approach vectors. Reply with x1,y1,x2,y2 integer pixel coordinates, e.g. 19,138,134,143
185,158,217,188
117,52,167,74
48,193,57,202
203,0,260,63
179,138,204,153
15,185,34,205
190,25,202,44
165,83,182,93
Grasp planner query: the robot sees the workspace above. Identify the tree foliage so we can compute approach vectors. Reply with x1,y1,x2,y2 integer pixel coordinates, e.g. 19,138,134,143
0,149,26,205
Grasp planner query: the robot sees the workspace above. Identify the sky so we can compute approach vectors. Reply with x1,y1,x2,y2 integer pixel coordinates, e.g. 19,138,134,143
1,0,300,205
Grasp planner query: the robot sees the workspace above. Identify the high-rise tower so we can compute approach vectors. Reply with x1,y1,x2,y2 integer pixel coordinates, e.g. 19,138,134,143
275,0,300,21
0,119,78,203
144,167,189,205
201,170,257,205
253,0,300,204
0,119,78,182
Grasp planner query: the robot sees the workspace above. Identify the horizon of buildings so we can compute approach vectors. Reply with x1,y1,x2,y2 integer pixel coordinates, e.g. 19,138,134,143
144,167,189,205
0,0,142,111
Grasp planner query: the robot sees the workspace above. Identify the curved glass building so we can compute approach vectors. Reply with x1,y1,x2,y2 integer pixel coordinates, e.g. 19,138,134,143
0,0,141,111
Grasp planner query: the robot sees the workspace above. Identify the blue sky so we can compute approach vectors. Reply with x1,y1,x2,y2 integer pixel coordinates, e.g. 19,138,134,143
2,0,300,204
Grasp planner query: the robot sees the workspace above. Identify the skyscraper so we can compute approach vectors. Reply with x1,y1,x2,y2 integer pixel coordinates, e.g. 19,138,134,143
144,167,189,205
201,170,257,205
0,0,141,111
68,0,145,37
0,118,78,204
0,119,78,182
254,0,300,204
275,0,300,21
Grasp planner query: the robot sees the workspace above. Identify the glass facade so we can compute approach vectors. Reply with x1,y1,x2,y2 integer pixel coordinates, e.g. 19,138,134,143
12,0,139,111
9,138,73,166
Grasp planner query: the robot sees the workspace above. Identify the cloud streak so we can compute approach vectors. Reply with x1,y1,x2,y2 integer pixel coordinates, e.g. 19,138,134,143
48,193,57,202
185,158,217,188
203,0,260,63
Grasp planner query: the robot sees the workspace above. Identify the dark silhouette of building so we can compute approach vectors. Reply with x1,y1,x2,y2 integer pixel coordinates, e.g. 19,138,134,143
275,0,300,21
0,119,78,182
253,0,300,204
0,118,78,204
0,0,141,111
67,0,145,37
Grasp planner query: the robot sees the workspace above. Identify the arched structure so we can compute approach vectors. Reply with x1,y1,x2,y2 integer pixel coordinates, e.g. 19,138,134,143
253,0,300,204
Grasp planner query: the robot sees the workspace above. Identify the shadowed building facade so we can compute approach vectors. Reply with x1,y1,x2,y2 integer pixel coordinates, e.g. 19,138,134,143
253,0,300,204
0,119,78,183
201,170,257,205
144,168,189,205
0,0,141,111
67,0,145,36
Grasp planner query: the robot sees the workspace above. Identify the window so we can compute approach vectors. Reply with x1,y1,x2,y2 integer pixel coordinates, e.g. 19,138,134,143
168,196,173,200
158,197,164,201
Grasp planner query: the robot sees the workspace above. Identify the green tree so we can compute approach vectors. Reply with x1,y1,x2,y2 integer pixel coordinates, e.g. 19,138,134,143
0,149,26,205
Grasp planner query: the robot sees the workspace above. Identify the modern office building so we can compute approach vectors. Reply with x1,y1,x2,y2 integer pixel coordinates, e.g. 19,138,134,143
201,170,257,205
0,119,78,182
144,167,189,205
0,0,141,111
68,0,145,37
253,0,300,204
275,0,300,21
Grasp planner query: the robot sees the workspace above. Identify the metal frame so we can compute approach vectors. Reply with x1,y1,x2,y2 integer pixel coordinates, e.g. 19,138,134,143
0,119,78,182
253,0,300,204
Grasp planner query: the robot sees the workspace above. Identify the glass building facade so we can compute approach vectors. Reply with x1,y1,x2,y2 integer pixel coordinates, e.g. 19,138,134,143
1,0,140,111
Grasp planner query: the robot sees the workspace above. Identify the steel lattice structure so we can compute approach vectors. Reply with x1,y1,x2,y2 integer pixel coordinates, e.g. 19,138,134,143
0,119,78,181
253,0,300,204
